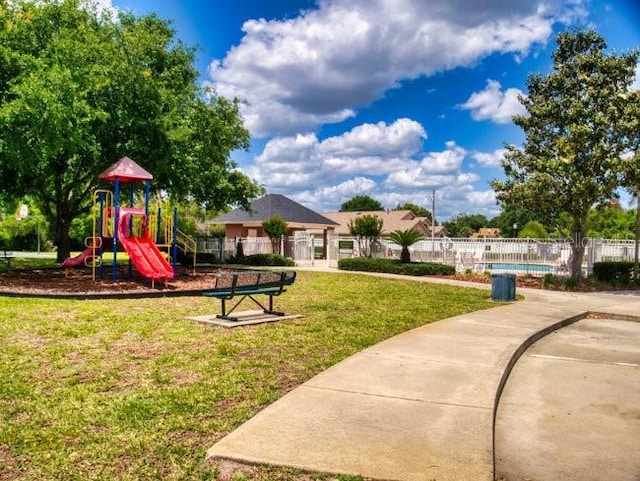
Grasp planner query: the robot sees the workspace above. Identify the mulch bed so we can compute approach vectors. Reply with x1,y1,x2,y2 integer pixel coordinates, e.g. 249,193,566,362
0,266,230,298
443,272,640,292
444,273,544,289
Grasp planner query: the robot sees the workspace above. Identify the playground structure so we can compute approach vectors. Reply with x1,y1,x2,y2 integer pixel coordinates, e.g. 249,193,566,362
62,157,196,286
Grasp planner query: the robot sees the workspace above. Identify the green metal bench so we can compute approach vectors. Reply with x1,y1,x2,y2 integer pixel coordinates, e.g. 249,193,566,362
1,250,14,268
202,270,296,321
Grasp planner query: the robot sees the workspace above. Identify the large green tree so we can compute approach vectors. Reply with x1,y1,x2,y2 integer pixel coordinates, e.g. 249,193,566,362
518,221,549,239
587,203,635,239
340,195,384,212
492,29,638,279
0,0,261,261
619,91,640,279
489,204,543,238
348,214,383,257
443,213,489,238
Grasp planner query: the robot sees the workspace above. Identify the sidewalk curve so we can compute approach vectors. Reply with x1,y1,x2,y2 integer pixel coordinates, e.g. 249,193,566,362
206,274,640,481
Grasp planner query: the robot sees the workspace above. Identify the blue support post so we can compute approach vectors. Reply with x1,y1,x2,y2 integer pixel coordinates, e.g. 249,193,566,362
145,181,150,218
98,190,105,280
128,183,134,279
112,178,120,283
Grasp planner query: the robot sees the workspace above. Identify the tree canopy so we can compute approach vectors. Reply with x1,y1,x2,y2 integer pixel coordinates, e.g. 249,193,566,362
587,203,635,239
492,29,638,278
262,216,288,254
518,221,549,239
339,195,384,212
619,91,640,278
347,214,383,257
443,213,489,238
0,0,262,260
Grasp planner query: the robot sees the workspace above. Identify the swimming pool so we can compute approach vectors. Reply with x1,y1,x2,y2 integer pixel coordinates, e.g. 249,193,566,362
484,262,555,274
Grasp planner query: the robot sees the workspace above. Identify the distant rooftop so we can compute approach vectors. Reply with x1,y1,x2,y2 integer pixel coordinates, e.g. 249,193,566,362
212,194,338,227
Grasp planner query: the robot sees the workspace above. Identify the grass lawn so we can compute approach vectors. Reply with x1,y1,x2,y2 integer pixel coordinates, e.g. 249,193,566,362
0,271,495,480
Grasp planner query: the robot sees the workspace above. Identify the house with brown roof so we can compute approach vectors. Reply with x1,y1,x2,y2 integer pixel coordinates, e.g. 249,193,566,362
211,194,338,238
321,210,447,238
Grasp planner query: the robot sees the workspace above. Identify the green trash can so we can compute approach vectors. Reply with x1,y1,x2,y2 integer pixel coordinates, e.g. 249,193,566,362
491,273,516,301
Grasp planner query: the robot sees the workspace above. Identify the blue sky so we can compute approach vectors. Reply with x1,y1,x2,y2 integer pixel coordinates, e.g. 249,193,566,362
104,0,640,219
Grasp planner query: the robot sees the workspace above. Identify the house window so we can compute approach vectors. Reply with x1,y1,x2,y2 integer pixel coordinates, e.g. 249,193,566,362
248,228,257,237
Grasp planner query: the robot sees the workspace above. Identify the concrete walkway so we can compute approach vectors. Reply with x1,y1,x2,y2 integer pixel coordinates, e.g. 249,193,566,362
206,276,640,481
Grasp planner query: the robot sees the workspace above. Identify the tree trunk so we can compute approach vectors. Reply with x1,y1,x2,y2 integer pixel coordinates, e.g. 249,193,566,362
400,246,411,263
569,225,587,280
54,217,73,263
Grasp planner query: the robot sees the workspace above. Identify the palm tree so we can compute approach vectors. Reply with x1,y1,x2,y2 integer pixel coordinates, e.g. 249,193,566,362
389,229,423,263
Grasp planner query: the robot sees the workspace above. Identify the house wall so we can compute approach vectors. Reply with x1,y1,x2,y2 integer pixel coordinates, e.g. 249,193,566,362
224,225,266,238
224,225,311,238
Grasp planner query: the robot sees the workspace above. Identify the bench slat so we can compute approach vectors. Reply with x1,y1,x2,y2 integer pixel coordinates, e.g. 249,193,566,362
203,287,284,298
202,270,296,320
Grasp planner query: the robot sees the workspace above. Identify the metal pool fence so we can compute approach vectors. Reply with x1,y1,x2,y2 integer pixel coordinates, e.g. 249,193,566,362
196,236,636,275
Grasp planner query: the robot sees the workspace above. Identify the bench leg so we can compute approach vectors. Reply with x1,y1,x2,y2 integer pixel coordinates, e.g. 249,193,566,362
263,295,284,317
216,296,245,321
214,294,286,321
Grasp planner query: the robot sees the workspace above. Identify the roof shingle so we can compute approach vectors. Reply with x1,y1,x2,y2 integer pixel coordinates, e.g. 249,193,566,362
212,194,338,226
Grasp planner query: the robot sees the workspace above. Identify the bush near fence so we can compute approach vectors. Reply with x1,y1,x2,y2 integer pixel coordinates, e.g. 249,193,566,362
229,253,295,267
338,257,455,276
592,261,637,285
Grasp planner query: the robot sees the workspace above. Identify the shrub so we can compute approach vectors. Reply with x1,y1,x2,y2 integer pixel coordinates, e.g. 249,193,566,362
542,273,555,289
592,261,634,286
338,257,454,276
563,276,580,291
587,275,600,291
230,253,295,267
388,229,423,263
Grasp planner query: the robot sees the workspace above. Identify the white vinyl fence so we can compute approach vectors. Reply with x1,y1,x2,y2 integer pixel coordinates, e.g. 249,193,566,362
196,235,637,275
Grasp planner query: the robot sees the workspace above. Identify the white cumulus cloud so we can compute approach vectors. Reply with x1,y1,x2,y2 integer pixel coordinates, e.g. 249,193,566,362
253,119,425,188
244,119,499,217
472,148,507,167
319,119,426,158
460,79,527,123
209,0,577,137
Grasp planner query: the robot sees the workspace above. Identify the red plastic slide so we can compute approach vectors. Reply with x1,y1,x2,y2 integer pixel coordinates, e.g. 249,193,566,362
61,246,94,268
117,208,174,281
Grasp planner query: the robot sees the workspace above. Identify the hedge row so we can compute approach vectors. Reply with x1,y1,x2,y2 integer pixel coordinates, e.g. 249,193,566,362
178,252,295,267
231,253,296,267
592,261,638,285
338,257,455,276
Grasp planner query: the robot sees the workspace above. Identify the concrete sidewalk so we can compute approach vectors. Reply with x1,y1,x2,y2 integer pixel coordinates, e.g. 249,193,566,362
206,279,640,481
